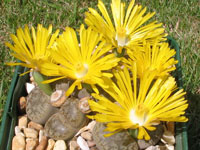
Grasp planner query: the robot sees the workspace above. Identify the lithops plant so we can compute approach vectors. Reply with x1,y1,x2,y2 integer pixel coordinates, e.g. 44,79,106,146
44,97,89,140
92,122,139,150
26,87,58,124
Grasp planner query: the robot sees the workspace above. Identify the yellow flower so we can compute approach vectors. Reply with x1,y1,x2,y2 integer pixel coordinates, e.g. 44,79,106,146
41,25,120,97
5,24,59,74
88,63,188,140
122,41,178,78
85,0,166,53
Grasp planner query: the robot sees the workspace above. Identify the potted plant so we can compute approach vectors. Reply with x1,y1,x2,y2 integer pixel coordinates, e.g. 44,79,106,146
0,0,188,149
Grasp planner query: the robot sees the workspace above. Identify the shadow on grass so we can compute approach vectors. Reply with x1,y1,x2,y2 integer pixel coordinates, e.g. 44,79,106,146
186,91,200,150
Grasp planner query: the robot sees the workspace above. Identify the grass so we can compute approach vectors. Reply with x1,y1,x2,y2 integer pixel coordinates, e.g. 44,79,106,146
0,0,199,149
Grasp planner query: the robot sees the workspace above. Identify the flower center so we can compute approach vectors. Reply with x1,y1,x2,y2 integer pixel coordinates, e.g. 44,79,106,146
116,27,128,47
129,104,149,126
75,63,88,78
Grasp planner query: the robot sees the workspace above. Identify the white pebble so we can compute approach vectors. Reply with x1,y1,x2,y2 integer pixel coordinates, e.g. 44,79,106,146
26,83,35,94
53,140,67,150
77,136,89,150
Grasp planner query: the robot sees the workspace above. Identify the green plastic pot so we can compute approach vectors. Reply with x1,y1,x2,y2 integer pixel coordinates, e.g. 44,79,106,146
0,36,188,150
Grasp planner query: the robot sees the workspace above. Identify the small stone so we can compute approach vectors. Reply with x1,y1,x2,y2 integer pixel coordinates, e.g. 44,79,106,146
77,136,89,150
30,76,34,82
75,121,96,137
145,145,160,150
15,126,24,136
87,140,96,147
12,135,25,150
87,121,96,132
18,116,28,129
28,121,43,131
35,136,48,150
165,144,174,150
81,132,93,141
46,139,55,150
53,140,67,150
26,138,39,150
24,128,38,138
69,141,79,150
166,122,175,135
19,97,27,113
162,130,175,145
39,130,45,142
26,83,35,94
90,147,98,150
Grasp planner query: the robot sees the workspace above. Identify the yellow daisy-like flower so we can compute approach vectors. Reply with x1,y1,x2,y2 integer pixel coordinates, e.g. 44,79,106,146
41,25,120,97
122,41,178,78
5,24,59,74
85,0,166,53
88,63,188,140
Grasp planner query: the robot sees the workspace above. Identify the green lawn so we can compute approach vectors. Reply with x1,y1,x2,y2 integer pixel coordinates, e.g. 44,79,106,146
0,0,199,149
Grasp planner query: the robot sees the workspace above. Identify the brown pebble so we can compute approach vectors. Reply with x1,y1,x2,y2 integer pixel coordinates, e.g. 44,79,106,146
26,138,39,150
18,115,28,129
12,135,25,150
35,136,48,150
69,140,79,150
28,121,43,131
81,132,93,141
167,122,175,135
46,139,55,150
24,128,38,138
90,147,98,150
53,140,67,150
87,140,96,147
19,97,27,113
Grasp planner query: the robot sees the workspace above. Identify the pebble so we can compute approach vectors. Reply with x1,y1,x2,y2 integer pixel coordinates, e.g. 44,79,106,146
46,139,56,150
166,122,174,135
87,140,96,147
39,130,45,142
26,138,39,150
69,141,79,150
24,128,38,139
53,140,67,150
81,132,93,141
18,116,28,129
87,121,96,132
145,145,160,150
26,83,35,94
77,136,89,150
12,135,26,150
90,147,98,150
35,136,48,150
162,130,175,145
28,121,43,131
15,126,24,136
75,121,96,137
19,97,27,113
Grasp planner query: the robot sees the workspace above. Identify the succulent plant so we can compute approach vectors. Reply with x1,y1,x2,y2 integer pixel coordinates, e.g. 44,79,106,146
44,97,89,140
92,122,139,150
26,87,58,124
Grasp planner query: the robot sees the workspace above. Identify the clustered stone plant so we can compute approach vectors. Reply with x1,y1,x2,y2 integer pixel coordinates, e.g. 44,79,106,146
6,0,188,149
